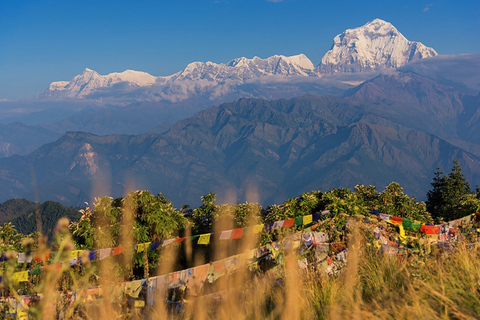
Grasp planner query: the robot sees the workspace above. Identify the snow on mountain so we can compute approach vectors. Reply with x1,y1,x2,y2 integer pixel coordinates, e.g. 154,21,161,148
318,18,437,73
39,19,438,101
41,68,158,99
39,54,317,101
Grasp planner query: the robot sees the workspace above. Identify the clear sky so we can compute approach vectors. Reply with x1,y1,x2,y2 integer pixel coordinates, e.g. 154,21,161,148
1,0,479,100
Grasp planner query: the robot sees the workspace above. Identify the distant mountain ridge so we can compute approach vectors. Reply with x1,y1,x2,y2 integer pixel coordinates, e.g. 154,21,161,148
38,19,436,103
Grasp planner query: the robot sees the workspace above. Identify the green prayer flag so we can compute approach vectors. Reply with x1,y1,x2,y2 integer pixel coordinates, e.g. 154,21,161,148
402,218,413,230
294,217,303,226
412,223,421,231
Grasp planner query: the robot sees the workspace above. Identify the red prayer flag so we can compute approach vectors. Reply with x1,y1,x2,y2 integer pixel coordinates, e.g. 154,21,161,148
283,218,294,228
391,216,402,224
34,252,50,262
174,237,186,243
420,225,440,234
112,246,125,256
231,228,244,239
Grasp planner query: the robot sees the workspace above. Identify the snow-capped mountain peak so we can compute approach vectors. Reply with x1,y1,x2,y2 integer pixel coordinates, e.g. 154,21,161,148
318,18,437,73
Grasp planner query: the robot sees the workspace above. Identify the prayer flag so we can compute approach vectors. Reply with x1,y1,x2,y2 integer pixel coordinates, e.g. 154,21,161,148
162,239,175,246
134,300,145,308
213,261,225,272
231,228,243,239
17,253,32,264
12,271,29,283
420,225,440,234
283,218,294,228
273,220,284,230
198,234,211,245
303,215,313,225
391,216,402,224
252,224,264,234
174,237,186,244
313,213,321,221
69,250,83,259
412,223,421,231
379,213,391,221
402,218,413,230
137,242,151,253
294,216,303,226
264,223,274,232
99,248,112,260
34,252,51,262
149,241,162,251
219,230,233,240
125,280,143,298
112,246,125,256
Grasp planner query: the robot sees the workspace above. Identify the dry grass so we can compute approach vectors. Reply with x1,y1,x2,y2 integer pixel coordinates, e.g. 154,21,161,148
2,217,480,319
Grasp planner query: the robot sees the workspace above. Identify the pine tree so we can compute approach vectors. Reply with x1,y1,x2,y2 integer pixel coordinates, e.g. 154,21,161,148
426,166,447,220
426,160,473,221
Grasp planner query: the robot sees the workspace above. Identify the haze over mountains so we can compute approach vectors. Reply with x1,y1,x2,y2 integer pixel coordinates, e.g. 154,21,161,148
0,19,479,208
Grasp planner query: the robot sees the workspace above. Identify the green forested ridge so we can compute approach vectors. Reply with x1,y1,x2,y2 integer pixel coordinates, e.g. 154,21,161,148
0,199,80,239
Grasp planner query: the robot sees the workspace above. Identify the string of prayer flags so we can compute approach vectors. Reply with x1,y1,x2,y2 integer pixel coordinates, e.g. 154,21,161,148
198,233,211,245
303,215,313,226
231,228,243,239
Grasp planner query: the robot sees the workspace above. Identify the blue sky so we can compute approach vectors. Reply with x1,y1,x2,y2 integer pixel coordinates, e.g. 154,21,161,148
1,0,479,100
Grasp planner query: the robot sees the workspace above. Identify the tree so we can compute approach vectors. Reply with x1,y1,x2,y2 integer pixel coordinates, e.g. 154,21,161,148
426,160,473,221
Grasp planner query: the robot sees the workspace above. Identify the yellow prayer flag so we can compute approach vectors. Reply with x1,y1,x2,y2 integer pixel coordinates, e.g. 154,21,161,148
137,242,151,253
13,271,29,283
69,250,83,259
303,215,313,225
134,300,145,308
252,224,264,234
198,234,211,245
398,224,406,243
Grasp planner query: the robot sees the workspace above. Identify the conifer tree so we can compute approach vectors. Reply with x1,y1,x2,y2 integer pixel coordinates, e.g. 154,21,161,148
426,160,472,221
426,167,447,220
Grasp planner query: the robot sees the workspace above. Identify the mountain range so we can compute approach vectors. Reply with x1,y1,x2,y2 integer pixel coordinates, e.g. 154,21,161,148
0,71,479,207
0,18,478,208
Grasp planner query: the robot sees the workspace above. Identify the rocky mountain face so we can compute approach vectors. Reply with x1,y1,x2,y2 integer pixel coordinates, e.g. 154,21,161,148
1,72,479,207
318,19,437,73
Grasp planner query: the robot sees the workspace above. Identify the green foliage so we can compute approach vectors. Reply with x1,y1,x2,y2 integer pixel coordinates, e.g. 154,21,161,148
427,160,475,221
